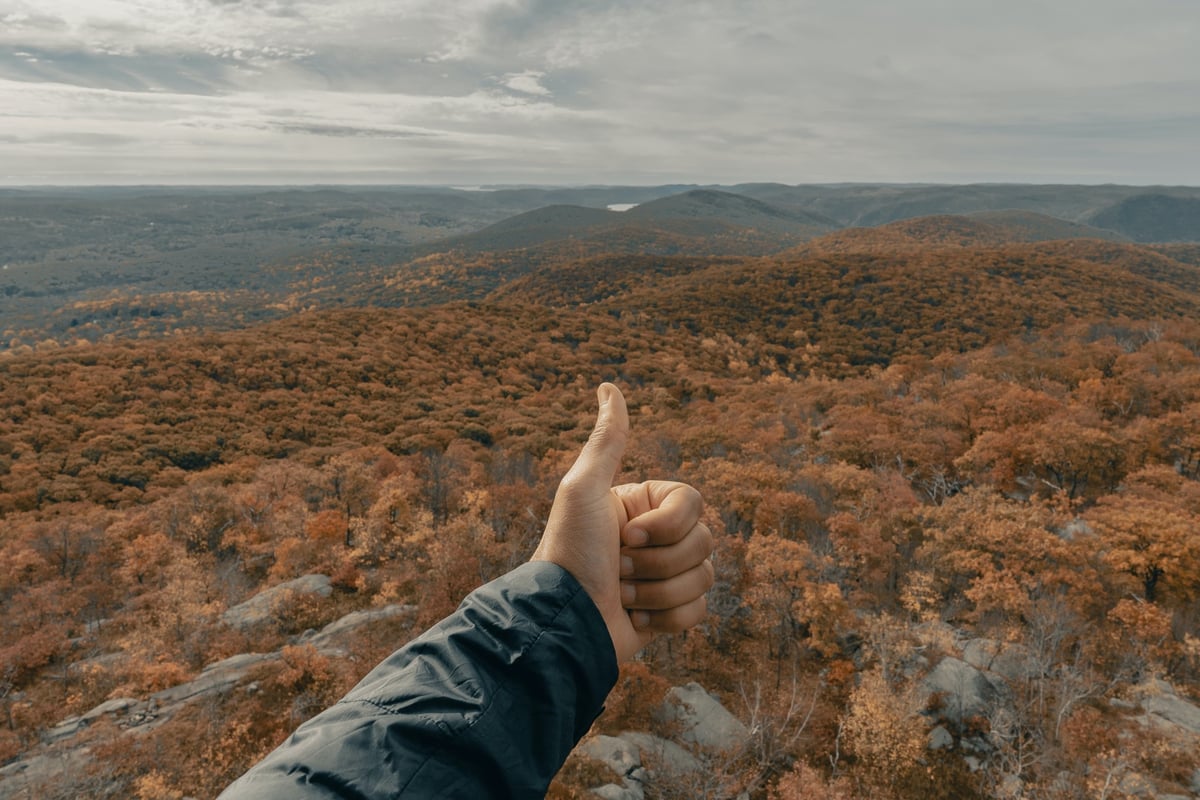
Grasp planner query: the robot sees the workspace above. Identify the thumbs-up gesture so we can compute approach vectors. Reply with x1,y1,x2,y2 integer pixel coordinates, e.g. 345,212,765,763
532,383,715,662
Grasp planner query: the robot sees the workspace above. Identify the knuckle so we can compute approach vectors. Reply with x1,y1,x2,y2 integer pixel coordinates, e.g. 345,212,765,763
557,470,585,494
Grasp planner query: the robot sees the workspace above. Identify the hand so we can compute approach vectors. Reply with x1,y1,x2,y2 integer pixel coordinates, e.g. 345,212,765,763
532,383,714,662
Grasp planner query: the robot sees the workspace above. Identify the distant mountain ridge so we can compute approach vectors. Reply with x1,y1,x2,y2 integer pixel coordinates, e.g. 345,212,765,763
413,185,1200,268
449,204,619,251
434,189,837,256
5,182,1200,352
728,182,1200,236
1086,193,1200,242
625,189,840,233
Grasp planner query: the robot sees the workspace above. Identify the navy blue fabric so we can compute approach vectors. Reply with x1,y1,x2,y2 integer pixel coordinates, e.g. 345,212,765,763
219,562,618,799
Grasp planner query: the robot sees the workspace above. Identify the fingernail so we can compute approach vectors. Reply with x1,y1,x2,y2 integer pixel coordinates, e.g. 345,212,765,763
630,611,650,630
620,556,634,577
597,384,612,407
621,583,636,605
626,527,648,547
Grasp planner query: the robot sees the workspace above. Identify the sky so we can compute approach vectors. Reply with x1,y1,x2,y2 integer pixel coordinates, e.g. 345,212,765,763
0,0,1197,186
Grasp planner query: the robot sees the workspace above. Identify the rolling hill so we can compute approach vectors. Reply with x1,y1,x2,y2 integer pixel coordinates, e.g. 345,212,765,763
6,184,1200,357
488,216,1200,371
418,189,835,256
786,211,1127,254
730,182,1200,236
1086,193,1200,242
437,204,620,251
965,209,1130,242
358,191,840,308
623,189,839,236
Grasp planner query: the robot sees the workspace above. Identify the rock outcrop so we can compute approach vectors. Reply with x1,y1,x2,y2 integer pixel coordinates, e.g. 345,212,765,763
298,604,416,656
0,601,415,800
961,638,1041,682
1137,679,1200,735
918,649,1200,799
580,735,648,800
920,655,1009,725
221,573,333,630
580,682,750,799
659,682,750,753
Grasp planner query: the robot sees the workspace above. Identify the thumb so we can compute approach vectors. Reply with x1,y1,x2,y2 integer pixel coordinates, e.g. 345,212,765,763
565,382,629,489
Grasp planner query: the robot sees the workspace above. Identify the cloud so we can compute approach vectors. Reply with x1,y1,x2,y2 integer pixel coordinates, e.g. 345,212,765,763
1,10,67,32
0,0,1197,184
500,70,550,96
0,72,607,183
269,122,432,139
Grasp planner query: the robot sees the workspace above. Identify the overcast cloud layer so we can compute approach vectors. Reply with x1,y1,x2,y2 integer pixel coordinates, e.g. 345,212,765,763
1,0,1197,185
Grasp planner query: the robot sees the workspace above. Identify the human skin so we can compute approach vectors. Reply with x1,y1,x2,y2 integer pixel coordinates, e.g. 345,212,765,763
532,383,715,662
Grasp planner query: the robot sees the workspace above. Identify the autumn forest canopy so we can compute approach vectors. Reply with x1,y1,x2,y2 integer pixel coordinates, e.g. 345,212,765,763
1,184,1200,799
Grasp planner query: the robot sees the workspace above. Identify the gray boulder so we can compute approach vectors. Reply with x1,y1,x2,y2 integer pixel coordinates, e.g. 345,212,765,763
961,639,1040,681
618,732,703,777
222,574,332,630
1143,694,1200,735
1117,772,1155,797
582,735,642,778
152,652,277,708
302,604,417,655
928,725,954,750
580,735,645,800
921,656,1007,725
576,683,750,798
658,682,750,753
1138,680,1200,735
998,774,1023,799
592,786,642,800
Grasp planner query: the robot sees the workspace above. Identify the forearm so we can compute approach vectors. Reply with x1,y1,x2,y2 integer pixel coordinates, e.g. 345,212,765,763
219,562,619,800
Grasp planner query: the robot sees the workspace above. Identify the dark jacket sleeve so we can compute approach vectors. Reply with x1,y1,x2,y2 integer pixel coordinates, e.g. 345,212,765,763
218,561,619,800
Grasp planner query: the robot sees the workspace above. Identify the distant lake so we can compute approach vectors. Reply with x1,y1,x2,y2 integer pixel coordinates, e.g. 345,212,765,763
607,203,638,212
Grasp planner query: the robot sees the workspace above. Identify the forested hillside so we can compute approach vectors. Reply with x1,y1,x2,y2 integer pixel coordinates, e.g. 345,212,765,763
7,182,1200,354
2,211,1200,799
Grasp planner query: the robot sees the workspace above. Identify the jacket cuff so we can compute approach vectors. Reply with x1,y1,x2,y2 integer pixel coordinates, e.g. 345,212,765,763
460,561,620,738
